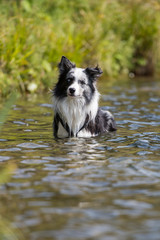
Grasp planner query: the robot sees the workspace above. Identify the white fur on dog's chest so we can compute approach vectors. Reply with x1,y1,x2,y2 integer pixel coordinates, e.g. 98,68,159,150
54,91,99,138
56,97,86,134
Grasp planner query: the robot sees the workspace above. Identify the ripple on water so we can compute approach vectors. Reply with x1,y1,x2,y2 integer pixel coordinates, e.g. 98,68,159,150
0,139,7,142
39,103,53,108
21,159,50,164
17,142,49,149
137,151,153,156
0,147,21,152
132,139,150,148
0,156,11,162
42,156,70,162
13,121,27,125
114,199,152,210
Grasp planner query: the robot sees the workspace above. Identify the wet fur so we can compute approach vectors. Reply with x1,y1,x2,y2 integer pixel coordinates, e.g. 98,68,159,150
53,56,116,138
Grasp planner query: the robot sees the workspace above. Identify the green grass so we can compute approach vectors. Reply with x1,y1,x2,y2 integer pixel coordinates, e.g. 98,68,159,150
0,0,160,97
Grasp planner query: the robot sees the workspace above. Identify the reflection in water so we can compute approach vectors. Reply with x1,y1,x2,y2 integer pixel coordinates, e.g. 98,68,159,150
64,138,106,160
0,80,160,240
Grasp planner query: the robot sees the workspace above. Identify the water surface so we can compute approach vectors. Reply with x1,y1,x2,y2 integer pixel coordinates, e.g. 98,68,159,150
0,79,160,240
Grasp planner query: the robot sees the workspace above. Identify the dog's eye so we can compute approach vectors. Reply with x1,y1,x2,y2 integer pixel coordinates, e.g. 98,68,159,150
67,78,72,83
79,80,86,85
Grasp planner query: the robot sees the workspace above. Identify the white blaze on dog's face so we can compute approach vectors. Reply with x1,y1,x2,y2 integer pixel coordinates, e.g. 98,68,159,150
66,68,88,98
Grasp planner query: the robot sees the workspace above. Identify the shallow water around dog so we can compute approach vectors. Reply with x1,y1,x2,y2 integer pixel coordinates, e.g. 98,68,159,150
0,78,160,240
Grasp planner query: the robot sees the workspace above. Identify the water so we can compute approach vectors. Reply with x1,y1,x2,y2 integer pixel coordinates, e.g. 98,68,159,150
0,79,160,240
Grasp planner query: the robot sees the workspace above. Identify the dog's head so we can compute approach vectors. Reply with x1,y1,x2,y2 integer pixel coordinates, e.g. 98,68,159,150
54,56,103,103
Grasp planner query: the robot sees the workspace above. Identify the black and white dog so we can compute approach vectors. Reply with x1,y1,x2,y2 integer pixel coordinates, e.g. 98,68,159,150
53,56,116,138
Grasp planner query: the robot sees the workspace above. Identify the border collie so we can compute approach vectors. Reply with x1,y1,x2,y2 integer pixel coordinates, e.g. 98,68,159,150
53,56,116,138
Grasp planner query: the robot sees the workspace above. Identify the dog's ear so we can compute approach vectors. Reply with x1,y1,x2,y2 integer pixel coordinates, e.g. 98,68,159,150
58,56,75,74
85,66,103,81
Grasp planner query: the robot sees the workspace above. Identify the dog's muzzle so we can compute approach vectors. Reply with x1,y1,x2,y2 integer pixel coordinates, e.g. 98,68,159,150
68,87,76,96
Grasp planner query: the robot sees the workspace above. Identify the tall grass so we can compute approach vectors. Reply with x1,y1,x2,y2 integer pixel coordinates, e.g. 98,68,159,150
0,0,160,97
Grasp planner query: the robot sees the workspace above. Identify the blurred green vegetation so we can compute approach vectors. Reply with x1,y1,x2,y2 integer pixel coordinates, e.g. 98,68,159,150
0,0,160,97
0,164,23,240
0,85,21,240
0,92,18,130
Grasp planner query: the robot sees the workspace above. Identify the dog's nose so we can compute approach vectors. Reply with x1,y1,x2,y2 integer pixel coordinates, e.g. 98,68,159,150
69,88,76,94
